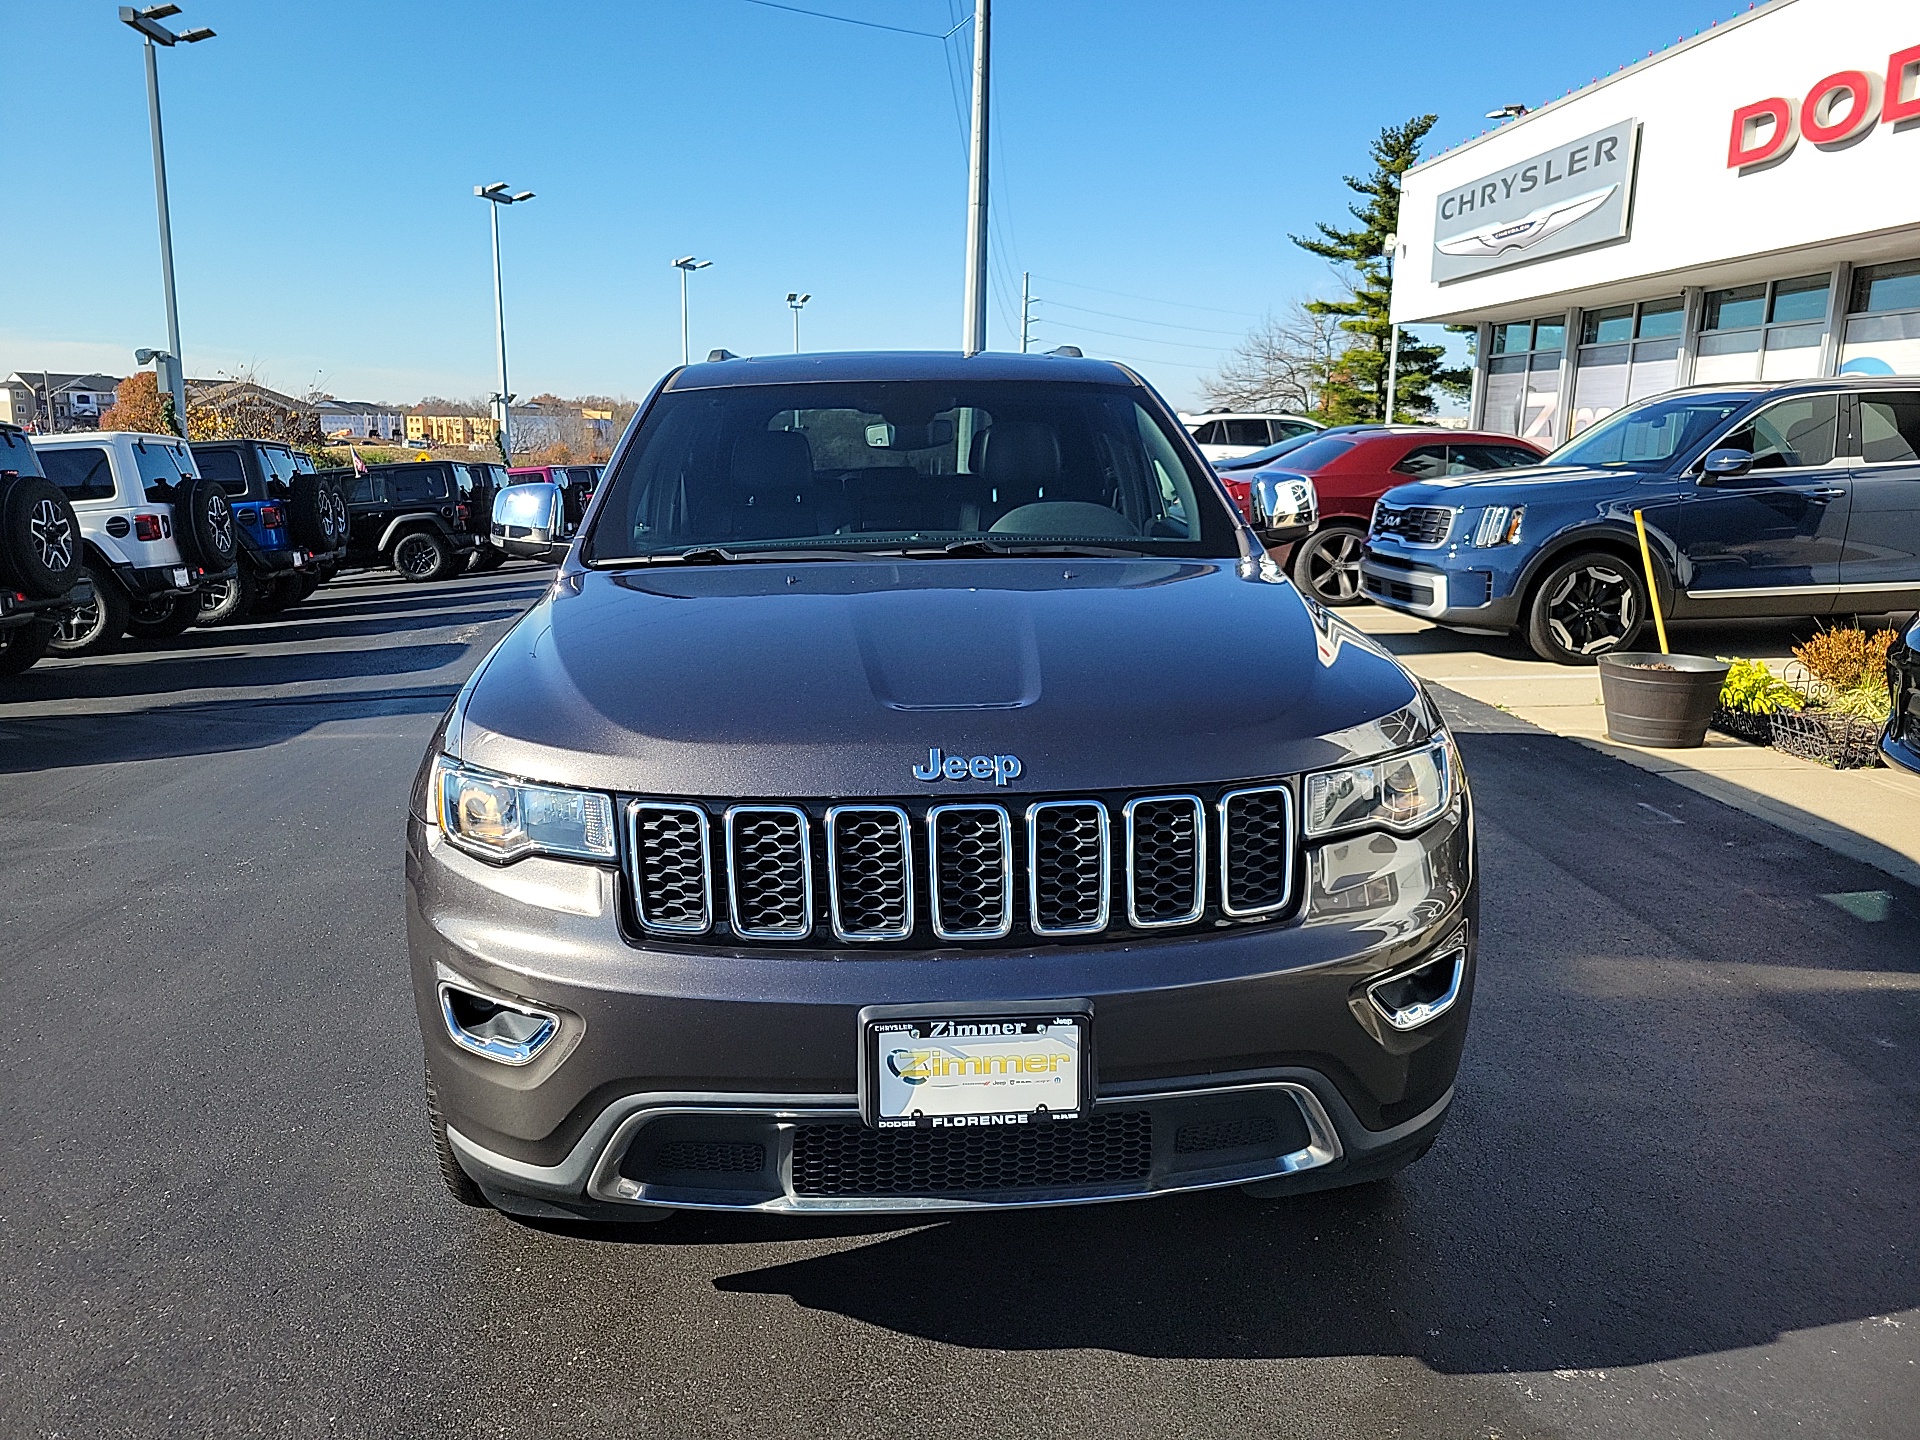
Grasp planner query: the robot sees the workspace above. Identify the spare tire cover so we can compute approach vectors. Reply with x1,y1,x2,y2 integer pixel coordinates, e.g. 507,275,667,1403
0,473,85,598
173,476,239,569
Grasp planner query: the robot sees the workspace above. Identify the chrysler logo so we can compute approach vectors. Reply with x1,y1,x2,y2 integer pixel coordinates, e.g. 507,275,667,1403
912,747,1023,786
1435,185,1615,259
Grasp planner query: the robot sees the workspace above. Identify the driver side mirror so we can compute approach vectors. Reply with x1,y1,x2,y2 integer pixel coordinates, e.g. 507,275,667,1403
1250,474,1318,545
491,481,569,562
1700,448,1754,482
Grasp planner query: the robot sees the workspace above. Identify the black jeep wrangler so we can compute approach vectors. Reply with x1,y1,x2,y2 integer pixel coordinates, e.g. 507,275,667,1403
0,423,90,677
333,460,487,582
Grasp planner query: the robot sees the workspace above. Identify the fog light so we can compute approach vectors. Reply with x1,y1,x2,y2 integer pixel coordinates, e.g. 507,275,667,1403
438,983,559,1065
1366,931,1468,1031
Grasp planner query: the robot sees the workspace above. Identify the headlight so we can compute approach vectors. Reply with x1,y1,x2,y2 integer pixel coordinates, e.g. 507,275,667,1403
1303,739,1454,839
433,757,617,863
1470,505,1524,547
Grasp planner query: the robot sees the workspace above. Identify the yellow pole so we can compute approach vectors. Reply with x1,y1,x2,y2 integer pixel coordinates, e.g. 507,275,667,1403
1631,508,1670,655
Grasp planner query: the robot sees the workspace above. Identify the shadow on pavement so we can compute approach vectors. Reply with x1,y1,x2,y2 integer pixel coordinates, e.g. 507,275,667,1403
0,641,469,707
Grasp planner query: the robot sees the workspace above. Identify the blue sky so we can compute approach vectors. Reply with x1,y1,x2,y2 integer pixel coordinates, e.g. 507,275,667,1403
3,0,1748,409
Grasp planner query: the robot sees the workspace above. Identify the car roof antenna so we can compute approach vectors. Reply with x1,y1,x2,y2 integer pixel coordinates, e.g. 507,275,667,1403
706,349,739,363
1046,345,1083,358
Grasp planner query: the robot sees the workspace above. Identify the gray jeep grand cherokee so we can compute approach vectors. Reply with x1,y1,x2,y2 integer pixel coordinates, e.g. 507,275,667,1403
407,351,1477,1221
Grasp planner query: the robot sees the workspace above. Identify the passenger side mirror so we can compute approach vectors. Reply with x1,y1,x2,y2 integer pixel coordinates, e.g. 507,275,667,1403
492,481,569,562
1249,474,1318,546
1700,448,1754,481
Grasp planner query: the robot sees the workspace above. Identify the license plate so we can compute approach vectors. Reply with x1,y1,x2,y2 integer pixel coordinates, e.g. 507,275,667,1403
864,1014,1085,1129
170,567,190,586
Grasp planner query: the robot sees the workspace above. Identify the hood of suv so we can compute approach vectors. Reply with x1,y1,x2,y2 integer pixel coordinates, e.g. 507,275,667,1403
1381,464,1641,508
453,558,1427,797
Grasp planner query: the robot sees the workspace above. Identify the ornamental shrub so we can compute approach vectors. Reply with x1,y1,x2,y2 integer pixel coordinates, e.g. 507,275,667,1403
1717,658,1800,715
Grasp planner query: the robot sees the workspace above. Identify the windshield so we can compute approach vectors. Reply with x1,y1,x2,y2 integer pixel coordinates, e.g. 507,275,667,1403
585,379,1239,564
1547,394,1752,470
1254,436,1357,473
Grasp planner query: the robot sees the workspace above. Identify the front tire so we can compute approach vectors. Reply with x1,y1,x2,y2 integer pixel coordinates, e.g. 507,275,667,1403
195,569,258,627
124,591,202,639
425,1064,491,1208
46,563,129,657
390,529,455,583
1524,551,1647,665
1289,524,1369,606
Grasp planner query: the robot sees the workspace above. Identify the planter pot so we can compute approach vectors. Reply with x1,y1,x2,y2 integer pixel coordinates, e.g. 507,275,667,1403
1768,709,1884,769
1598,652,1731,748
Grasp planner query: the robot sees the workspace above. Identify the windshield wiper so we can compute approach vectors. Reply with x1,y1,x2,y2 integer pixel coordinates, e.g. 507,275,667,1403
914,539,1147,559
608,546,894,566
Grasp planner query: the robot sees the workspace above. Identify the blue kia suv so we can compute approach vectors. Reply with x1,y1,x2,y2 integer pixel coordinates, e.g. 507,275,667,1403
1361,378,1920,663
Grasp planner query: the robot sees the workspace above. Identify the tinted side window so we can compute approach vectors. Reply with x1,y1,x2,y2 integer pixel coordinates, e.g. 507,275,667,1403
1392,444,1450,479
1721,395,1838,470
41,446,115,500
343,474,376,504
1190,421,1225,445
1272,420,1318,441
134,442,194,500
1224,419,1271,447
384,468,447,503
196,448,249,494
1450,444,1541,472
1858,394,1920,466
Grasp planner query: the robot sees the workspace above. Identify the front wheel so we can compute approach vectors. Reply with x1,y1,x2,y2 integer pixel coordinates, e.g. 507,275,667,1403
195,569,258,627
1289,524,1369,606
124,591,202,639
390,529,455,582
425,1064,491,1208
1524,552,1647,665
46,563,129,657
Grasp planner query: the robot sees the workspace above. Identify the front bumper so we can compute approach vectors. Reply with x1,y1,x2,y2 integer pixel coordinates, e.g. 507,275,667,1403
406,796,1478,1217
1360,549,1521,629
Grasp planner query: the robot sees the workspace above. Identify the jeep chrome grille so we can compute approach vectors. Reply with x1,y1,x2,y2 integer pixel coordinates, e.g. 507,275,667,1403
629,803,712,933
827,806,913,942
725,806,812,939
623,785,1295,946
928,804,1014,940
1028,801,1109,936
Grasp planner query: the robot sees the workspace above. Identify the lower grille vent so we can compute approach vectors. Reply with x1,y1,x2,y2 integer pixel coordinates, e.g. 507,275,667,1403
1173,1116,1281,1155
654,1141,767,1174
790,1113,1153,1197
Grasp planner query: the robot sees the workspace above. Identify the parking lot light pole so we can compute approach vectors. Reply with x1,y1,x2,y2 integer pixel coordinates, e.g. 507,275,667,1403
674,257,712,366
786,292,811,353
475,182,534,459
1382,232,1400,423
119,4,214,435
960,0,990,355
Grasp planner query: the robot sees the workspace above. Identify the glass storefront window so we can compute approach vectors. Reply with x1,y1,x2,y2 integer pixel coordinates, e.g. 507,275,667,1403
1704,285,1767,331
1492,322,1532,355
1850,259,1920,316
1583,307,1634,345
1636,298,1684,339
1768,274,1831,324
1532,321,1566,352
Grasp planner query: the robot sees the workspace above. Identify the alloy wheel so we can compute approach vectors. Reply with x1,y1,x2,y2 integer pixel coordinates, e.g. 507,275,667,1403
1303,530,1366,603
208,495,235,555
29,498,75,573
394,533,439,579
1545,563,1637,655
54,595,105,648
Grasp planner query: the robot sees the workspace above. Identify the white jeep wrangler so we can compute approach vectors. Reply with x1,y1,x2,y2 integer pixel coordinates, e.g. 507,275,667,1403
31,431,240,655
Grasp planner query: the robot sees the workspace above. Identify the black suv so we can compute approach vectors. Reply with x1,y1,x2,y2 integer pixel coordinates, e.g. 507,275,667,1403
190,439,350,623
0,423,89,677
336,460,486,582
409,351,1477,1222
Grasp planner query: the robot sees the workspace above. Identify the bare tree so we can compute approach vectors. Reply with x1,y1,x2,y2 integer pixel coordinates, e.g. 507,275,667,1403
1201,300,1342,415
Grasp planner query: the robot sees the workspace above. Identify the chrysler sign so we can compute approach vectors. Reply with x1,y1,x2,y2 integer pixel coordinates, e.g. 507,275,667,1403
1431,119,1639,283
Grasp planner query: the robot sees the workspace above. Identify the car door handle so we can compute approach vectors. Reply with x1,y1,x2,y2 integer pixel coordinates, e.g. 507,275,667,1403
1809,487,1847,499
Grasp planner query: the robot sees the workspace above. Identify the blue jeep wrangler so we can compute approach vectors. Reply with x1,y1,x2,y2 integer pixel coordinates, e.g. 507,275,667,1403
188,440,350,624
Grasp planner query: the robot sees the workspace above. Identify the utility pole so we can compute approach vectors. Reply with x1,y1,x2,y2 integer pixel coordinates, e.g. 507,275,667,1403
1020,271,1031,353
1382,232,1401,424
476,182,534,459
960,0,990,355
120,5,215,434
674,256,711,366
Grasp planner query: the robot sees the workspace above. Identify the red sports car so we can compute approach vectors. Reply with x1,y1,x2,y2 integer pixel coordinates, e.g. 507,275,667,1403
1228,428,1546,605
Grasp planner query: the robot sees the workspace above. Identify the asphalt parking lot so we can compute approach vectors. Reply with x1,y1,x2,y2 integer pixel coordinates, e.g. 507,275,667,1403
3,569,1918,1439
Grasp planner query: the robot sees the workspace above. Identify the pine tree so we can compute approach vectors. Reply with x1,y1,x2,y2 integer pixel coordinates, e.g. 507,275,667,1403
1292,115,1467,423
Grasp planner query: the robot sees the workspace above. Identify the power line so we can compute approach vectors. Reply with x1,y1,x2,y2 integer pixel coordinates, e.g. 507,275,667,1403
1030,273,1262,319
1029,317,1231,353
735,0,968,39
1038,299,1246,337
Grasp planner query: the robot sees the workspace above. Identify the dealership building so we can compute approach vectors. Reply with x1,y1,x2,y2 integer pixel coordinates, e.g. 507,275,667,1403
1393,0,1920,448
